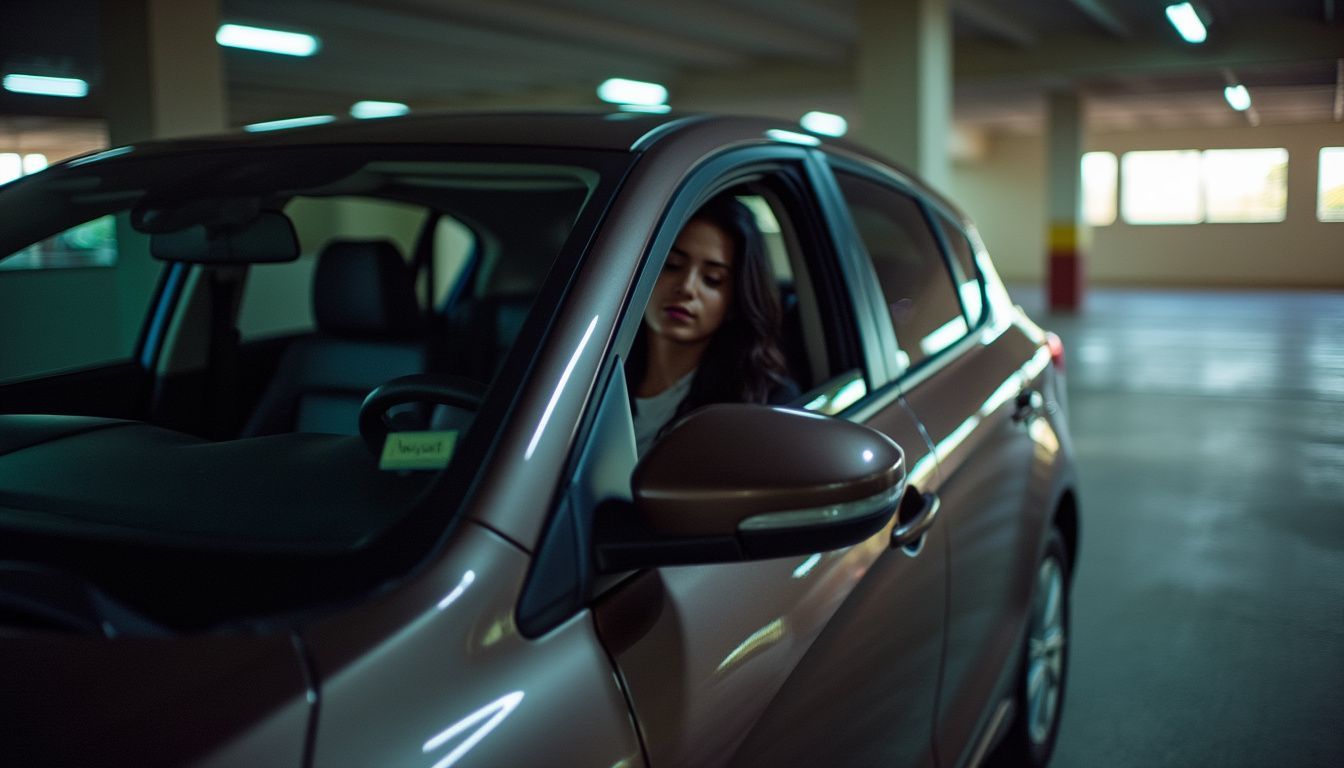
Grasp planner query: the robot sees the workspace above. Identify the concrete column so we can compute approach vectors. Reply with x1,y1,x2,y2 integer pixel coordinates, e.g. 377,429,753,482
99,0,227,145
856,0,953,191
1045,90,1085,311
99,0,227,351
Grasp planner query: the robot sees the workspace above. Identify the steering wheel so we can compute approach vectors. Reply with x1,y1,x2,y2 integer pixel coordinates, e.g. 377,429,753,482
358,373,486,454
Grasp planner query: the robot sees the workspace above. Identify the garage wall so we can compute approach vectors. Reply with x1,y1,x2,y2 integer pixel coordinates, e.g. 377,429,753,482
947,133,1046,284
948,121,1344,288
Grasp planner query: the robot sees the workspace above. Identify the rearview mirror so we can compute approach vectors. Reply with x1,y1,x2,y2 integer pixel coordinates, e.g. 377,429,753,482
149,209,299,264
594,404,905,572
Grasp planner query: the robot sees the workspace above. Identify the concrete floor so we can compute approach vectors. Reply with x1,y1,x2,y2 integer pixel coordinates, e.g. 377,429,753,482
1009,287,1344,767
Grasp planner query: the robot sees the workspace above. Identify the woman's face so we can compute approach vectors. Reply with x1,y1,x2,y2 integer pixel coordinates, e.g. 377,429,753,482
643,217,735,347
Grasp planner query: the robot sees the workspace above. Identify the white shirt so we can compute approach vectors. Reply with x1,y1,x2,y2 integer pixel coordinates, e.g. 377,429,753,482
633,370,695,457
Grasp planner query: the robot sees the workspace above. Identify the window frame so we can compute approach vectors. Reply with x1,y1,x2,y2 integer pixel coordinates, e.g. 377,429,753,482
519,146,879,633
1116,147,1291,225
1318,146,1344,223
817,152,988,395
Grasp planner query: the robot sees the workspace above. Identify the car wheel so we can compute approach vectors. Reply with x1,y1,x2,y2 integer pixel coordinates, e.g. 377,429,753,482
989,526,1070,768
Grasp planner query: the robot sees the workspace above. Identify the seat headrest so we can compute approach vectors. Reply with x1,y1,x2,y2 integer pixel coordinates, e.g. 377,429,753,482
313,240,420,336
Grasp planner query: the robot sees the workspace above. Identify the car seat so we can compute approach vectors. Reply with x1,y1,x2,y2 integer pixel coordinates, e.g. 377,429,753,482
241,239,426,436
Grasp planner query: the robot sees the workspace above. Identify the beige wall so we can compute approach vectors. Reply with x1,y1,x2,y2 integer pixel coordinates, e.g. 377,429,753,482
948,121,1344,288
948,133,1046,284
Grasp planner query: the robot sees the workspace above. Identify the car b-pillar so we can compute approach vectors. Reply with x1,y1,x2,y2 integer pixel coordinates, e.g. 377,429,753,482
1046,90,1086,312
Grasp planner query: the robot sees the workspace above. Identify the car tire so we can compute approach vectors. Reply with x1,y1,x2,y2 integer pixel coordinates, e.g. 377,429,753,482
989,526,1071,768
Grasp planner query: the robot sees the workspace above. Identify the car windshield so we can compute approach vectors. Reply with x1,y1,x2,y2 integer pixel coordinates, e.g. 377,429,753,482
0,143,630,631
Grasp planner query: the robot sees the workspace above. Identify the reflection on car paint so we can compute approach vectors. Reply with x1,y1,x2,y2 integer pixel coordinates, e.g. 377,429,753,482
763,129,821,147
477,614,512,649
803,372,866,415
934,415,980,466
65,146,134,167
715,617,786,675
421,690,525,768
791,553,823,580
526,315,601,460
919,315,970,356
980,376,1024,419
1030,418,1061,463
436,570,476,611
1024,346,1052,381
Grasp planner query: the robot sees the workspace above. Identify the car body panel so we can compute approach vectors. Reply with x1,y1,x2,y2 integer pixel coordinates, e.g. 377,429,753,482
721,397,945,768
594,423,940,768
303,520,643,768
899,327,1046,766
0,629,310,767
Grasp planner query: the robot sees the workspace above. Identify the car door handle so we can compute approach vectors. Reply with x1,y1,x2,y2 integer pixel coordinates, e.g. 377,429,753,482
1012,389,1043,423
891,489,940,550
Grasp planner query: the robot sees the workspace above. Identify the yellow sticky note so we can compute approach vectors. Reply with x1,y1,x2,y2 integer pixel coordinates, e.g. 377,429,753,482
379,430,458,471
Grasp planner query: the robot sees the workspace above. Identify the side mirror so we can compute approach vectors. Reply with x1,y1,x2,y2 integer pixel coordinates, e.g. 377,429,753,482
594,404,905,572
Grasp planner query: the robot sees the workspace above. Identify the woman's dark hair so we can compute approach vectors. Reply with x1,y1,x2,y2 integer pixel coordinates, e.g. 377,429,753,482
628,192,793,421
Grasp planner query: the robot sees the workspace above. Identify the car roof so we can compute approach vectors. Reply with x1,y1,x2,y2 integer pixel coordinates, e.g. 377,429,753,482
79,109,857,159
58,110,966,227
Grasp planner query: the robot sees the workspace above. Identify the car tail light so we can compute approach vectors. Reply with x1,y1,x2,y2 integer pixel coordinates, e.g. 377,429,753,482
1046,332,1065,372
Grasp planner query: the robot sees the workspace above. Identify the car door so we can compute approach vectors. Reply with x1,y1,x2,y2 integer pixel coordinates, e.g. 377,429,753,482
826,161,1045,766
589,151,947,768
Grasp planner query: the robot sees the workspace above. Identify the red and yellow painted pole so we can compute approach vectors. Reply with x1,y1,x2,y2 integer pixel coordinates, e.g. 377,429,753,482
1045,90,1085,312
1048,222,1084,311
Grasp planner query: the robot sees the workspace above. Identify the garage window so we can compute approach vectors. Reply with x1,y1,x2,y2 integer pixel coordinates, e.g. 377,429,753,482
1119,148,1289,225
1319,147,1344,222
1081,151,1117,226
1121,150,1203,224
1203,148,1287,223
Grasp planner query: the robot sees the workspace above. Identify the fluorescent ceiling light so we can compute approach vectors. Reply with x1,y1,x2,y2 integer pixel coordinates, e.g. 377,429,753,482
800,111,848,137
3,73,89,98
1223,84,1251,111
596,78,668,107
244,114,336,132
1164,3,1207,44
217,23,320,56
350,100,409,119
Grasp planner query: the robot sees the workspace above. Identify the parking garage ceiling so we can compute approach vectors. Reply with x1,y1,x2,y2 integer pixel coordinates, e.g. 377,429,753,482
0,0,1341,137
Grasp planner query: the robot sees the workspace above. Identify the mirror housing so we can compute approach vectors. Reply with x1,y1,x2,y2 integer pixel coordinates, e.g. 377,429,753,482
594,404,905,572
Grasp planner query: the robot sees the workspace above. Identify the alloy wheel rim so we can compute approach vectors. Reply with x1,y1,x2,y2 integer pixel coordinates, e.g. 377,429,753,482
1026,556,1065,745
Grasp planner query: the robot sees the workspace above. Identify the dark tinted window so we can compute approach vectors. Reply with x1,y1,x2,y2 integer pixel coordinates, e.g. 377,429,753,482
934,214,984,327
834,172,967,371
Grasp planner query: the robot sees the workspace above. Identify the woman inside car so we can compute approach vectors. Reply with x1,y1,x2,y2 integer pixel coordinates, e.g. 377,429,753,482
627,193,797,455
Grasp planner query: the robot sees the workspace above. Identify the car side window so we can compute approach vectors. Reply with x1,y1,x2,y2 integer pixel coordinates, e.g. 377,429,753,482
933,213,985,328
0,215,153,383
238,197,469,342
622,168,867,459
833,171,968,372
